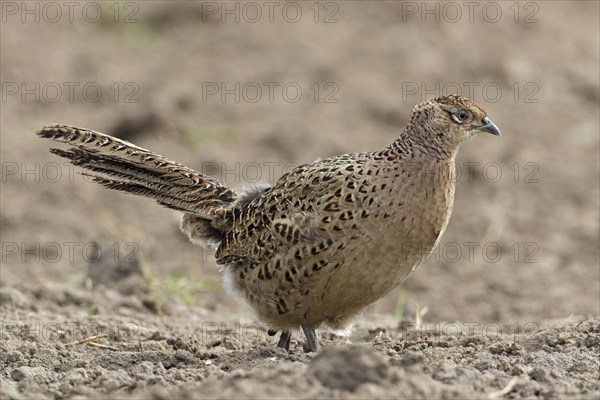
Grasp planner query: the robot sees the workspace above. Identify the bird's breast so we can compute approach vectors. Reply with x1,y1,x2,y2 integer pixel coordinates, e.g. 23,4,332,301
354,160,456,279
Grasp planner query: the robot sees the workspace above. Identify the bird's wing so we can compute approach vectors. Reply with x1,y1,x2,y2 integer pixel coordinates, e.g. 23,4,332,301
215,155,372,266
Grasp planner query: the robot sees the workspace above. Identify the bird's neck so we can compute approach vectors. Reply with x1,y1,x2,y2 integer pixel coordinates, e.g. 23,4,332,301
388,126,459,162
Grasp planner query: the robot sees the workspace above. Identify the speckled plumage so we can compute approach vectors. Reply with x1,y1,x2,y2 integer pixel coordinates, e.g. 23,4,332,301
37,95,500,351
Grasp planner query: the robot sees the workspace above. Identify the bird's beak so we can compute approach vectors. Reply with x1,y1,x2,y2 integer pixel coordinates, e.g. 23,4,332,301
480,117,501,136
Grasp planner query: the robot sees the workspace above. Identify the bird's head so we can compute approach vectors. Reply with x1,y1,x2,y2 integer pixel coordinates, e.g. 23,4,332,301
408,94,501,147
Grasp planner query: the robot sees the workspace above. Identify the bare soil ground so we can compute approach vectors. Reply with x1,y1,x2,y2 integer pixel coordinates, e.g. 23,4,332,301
1,2,599,399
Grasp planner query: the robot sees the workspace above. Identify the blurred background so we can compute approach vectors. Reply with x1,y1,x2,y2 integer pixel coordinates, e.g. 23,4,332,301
1,1,598,328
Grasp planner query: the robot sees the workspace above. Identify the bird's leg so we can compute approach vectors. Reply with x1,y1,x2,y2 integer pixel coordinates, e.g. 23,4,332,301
301,325,320,352
277,330,291,351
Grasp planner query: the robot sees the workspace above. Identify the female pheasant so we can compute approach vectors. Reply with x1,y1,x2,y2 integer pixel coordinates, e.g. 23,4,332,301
37,95,500,352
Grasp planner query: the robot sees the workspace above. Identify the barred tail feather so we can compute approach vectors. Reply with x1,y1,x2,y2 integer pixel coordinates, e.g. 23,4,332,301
37,124,236,217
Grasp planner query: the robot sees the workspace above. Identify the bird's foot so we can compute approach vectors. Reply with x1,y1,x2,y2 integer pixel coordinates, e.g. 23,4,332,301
272,326,320,352
301,325,320,352
276,330,291,351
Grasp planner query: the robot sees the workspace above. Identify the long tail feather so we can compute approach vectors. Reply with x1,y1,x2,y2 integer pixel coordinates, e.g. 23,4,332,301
37,124,236,217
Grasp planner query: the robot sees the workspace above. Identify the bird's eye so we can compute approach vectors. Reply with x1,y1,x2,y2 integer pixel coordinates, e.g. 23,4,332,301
452,111,471,124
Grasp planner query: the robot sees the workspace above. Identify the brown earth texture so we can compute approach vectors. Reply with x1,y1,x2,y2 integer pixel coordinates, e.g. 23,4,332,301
1,1,599,399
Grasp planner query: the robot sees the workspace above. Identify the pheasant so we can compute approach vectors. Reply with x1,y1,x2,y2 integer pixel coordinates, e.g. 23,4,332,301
36,95,500,352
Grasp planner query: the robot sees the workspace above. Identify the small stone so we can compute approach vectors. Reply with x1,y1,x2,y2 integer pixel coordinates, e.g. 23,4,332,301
103,379,120,392
10,368,26,381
